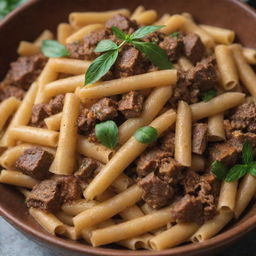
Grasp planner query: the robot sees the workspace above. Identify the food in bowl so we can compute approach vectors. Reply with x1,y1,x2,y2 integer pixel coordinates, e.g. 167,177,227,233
0,5,256,251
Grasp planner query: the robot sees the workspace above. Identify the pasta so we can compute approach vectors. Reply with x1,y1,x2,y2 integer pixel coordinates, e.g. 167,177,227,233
1,6,256,252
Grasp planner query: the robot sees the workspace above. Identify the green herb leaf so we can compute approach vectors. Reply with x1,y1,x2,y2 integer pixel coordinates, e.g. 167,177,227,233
85,49,118,85
132,41,173,70
95,40,118,53
225,165,248,182
41,40,70,58
111,26,127,41
170,31,180,37
130,25,165,40
248,162,256,176
95,120,118,149
211,160,227,180
134,126,158,144
0,0,26,19
242,140,253,164
201,89,217,102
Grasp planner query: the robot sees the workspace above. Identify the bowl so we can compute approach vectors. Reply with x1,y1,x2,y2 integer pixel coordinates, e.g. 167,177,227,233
0,0,256,255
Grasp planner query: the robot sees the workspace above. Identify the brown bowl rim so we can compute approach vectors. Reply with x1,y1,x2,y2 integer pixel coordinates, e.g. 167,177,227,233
1,0,256,255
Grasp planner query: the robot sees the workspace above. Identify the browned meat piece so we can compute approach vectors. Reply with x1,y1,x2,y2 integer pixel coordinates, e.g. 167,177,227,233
31,103,49,127
105,14,138,32
75,157,99,182
187,57,218,91
223,119,233,139
192,123,208,155
114,47,146,78
171,194,204,224
15,147,53,180
139,172,174,209
159,35,184,61
209,142,238,167
136,148,172,177
88,131,98,143
27,180,62,212
158,157,184,184
160,131,175,155
77,108,96,134
183,33,205,64
91,97,118,121
54,175,82,203
229,102,256,133
118,91,144,118
45,94,65,115
0,85,25,102
3,54,47,90
142,31,165,44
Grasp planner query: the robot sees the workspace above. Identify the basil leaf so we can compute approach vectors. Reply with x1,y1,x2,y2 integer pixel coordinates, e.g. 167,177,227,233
95,120,118,149
111,26,127,41
95,40,118,53
85,49,118,85
225,165,248,182
41,40,70,58
134,126,158,144
248,163,256,176
170,31,180,37
130,25,165,40
201,89,217,102
211,160,227,180
0,0,26,19
132,41,173,70
242,140,253,164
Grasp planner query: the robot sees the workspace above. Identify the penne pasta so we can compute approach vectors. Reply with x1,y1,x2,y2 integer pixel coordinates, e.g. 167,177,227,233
218,181,238,211
17,41,40,56
160,15,186,34
207,113,225,141
242,47,256,65
44,112,62,131
134,10,157,25
57,23,74,44
34,30,54,46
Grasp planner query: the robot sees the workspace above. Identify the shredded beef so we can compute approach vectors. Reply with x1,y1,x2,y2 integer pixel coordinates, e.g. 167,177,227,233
118,90,144,118
75,157,99,182
27,180,62,212
31,103,49,127
105,14,138,32
139,172,174,209
183,33,205,64
160,131,175,155
192,123,208,155
0,85,25,102
15,147,53,180
45,94,65,115
77,108,96,134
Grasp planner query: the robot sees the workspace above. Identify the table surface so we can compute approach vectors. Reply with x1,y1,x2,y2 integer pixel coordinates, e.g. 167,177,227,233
1,216,256,256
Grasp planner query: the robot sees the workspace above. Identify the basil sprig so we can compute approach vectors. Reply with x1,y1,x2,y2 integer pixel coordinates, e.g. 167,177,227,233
211,141,256,182
170,32,180,38
201,89,217,102
95,120,118,149
85,25,173,85
41,40,70,58
134,126,158,144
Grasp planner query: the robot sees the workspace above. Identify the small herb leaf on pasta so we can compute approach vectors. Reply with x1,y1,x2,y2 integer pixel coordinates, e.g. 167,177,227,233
170,31,180,37
95,40,119,53
95,120,119,149
130,25,165,40
41,40,70,58
242,140,253,164
211,160,227,180
201,89,217,102
134,126,158,144
225,165,248,182
111,26,127,41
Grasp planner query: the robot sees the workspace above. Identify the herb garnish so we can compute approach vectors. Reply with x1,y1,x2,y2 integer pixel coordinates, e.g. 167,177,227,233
95,120,118,149
85,25,173,85
170,32,180,37
41,40,70,58
134,126,158,144
211,141,256,182
201,89,217,102
0,0,26,19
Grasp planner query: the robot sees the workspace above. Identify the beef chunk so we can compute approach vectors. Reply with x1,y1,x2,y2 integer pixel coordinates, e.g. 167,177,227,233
187,57,218,91
45,94,65,115
183,33,205,64
118,91,144,118
54,175,82,203
105,14,138,32
27,180,62,212
209,142,238,167
160,131,175,155
3,54,47,90
159,35,184,61
31,103,49,127
136,148,172,177
139,172,174,209
0,85,25,102
229,102,256,133
192,123,208,155
77,108,96,134
15,147,53,180
158,157,183,184
91,97,118,121
75,157,99,182
115,47,146,78
224,120,233,139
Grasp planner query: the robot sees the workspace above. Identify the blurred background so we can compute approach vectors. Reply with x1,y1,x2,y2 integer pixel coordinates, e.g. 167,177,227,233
0,0,256,255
